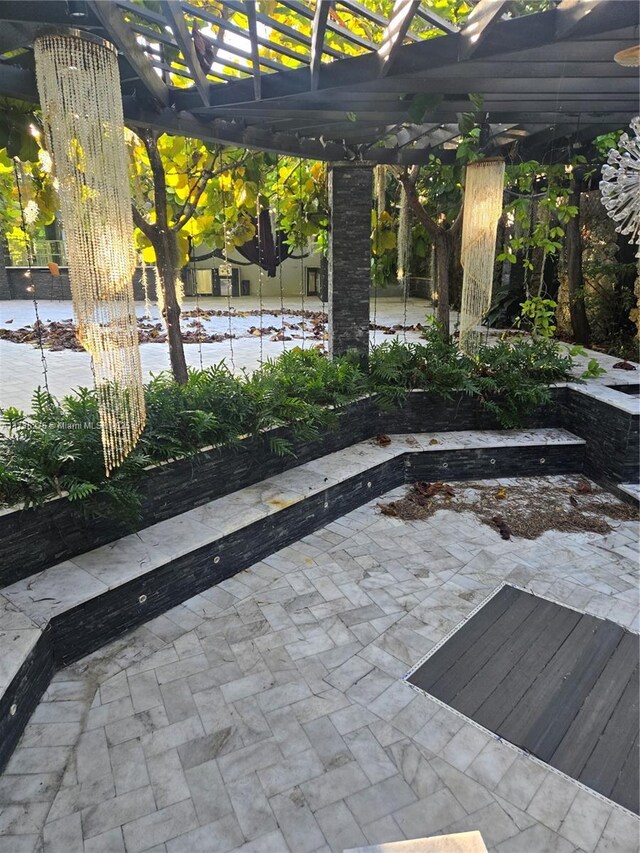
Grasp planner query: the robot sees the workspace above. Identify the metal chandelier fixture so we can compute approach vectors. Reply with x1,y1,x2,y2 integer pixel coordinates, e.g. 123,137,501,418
600,116,640,248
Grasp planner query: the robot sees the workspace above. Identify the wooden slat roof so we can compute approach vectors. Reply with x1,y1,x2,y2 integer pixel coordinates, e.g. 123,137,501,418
0,0,637,164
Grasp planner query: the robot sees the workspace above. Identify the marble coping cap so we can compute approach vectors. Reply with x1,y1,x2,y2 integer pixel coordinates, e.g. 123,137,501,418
344,831,488,853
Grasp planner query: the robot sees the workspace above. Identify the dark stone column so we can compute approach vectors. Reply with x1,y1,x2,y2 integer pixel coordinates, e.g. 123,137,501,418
328,162,372,361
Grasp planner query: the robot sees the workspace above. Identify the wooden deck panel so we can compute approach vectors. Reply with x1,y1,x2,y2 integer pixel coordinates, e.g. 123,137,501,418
453,598,561,717
612,733,639,813
408,586,639,813
516,619,625,760
552,631,639,778
472,605,582,731
430,591,540,704
409,584,520,692
580,665,639,802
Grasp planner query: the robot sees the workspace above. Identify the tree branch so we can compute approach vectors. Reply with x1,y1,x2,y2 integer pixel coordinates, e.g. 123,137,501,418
140,129,168,231
131,203,155,242
396,167,442,240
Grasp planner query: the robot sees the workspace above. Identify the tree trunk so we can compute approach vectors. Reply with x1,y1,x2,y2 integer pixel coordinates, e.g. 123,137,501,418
153,230,188,385
448,227,463,311
566,177,590,346
140,131,189,385
434,232,450,337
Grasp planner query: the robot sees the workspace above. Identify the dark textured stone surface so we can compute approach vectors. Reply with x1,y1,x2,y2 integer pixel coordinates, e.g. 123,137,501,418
0,391,563,587
0,628,54,773
4,267,157,301
0,259,10,300
560,389,639,485
328,163,372,360
405,442,585,482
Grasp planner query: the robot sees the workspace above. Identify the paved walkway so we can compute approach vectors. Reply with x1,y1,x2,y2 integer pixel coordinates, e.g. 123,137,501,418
0,297,433,411
2,478,638,853
1,295,636,414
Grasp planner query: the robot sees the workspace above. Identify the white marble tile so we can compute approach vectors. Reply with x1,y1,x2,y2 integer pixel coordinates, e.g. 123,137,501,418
618,483,640,502
3,561,108,623
0,622,41,693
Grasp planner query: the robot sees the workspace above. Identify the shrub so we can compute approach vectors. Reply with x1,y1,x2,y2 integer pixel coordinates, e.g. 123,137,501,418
0,332,576,517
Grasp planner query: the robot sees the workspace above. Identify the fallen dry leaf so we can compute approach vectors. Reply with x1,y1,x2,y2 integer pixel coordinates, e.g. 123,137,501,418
496,487,508,500
492,515,512,540
378,502,398,517
374,434,391,447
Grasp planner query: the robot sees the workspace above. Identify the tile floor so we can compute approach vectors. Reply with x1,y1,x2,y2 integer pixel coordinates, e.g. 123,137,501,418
1,479,638,853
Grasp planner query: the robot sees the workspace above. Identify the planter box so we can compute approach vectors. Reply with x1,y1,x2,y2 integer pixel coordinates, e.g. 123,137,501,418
0,389,563,587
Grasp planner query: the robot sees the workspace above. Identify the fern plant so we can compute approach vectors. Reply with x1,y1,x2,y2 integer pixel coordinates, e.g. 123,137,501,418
0,333,577,520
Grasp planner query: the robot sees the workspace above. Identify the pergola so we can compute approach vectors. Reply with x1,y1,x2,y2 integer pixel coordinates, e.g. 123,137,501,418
1,0,638,165
0,0,637,358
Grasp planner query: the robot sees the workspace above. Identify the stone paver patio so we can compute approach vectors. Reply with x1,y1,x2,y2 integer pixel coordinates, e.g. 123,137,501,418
1,478,638,853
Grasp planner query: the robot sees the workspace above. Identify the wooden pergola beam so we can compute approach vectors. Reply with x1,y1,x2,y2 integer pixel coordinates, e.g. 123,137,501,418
310,0,332,91
415,6,458,35
161,1,209,106
88,0,170,105
378,0,421,77
458,0,511,60
243,0,261,100
555,0,601,39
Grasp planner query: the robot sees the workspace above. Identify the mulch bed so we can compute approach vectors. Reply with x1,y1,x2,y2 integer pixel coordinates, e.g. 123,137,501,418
378,475,639,540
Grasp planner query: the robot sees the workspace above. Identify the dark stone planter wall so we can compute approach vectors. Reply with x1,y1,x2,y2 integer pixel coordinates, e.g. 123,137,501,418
4,268,157,302
0,390,563,587
559,391,639,486
406,442,585,483
0,629,54,773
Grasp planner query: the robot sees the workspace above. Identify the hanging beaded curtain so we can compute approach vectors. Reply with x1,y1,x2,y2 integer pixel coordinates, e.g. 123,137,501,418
34,30,145,475
459,158,505,354
396,184,411,339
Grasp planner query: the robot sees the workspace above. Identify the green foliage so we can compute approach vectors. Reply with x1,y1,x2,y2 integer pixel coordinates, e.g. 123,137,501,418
567,347,608,380
368,323,475,409
0,334,578,518
368,323,574,429
515,297,558,338
0,387,147,519
474,337,573,428
581,358,607,380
